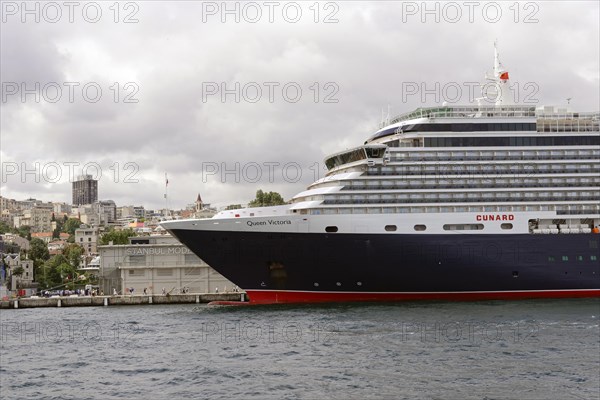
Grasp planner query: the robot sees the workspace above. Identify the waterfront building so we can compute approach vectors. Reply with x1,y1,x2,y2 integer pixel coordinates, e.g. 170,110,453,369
98,234,233,295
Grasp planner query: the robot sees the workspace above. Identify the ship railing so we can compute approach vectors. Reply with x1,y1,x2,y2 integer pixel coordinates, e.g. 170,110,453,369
388,105,538,125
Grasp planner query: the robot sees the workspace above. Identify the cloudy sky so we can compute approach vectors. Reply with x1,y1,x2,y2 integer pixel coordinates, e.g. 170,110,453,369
1,0,598,210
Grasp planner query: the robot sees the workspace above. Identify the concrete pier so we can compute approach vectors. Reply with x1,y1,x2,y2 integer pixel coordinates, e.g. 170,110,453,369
0,293,246,309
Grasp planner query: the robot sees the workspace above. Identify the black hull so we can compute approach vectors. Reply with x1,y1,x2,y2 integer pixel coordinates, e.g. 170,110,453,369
168,229,600,303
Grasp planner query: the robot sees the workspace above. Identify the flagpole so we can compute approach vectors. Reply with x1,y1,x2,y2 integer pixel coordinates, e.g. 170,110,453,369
164,172,169,217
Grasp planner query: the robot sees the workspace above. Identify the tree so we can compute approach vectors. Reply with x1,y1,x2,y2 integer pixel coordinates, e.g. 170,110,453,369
29,238,50,267
225,204,242,210
100,228,136,245
52,214,65,239
0,220,11,234
248,190,286,207
16,225,31,240
10,266,25,290
3,242,20,254
62,243,84,268
12,266,24,278
63,218,82,235
37,254,72,290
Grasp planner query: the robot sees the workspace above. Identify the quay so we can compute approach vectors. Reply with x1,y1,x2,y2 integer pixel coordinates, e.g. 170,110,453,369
0,293,246,309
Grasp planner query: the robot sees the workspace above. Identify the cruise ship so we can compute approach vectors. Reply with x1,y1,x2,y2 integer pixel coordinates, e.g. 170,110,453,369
162,47,600,304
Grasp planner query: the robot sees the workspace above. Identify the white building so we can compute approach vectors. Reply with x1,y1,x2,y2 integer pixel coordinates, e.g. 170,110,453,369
75,225,99,254
98,234,233,295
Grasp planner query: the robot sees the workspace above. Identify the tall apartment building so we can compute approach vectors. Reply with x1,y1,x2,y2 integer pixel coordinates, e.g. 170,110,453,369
72,175,98,206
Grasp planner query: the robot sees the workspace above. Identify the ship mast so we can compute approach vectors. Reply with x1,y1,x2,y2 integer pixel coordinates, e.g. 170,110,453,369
486,40,512,106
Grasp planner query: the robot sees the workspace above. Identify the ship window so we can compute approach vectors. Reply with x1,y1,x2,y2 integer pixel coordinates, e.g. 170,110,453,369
501,223,513,230
385,225,397,232
591,256,597,261
548,256,555,262
325,226,338,233
562,256,569,261
414,225,427,231
443,224,484,231
577,256,583,261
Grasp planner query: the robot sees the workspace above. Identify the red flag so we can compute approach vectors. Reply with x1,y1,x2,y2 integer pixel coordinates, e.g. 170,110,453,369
500,72,509,80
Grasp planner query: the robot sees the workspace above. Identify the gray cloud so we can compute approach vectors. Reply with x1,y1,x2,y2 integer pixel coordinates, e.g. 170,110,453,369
2,1,598,210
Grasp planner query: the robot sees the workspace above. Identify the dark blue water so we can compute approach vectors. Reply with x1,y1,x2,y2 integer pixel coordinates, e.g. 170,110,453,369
1,299,598,399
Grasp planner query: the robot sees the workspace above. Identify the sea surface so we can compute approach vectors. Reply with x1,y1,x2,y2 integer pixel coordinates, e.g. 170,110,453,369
1,299,598,400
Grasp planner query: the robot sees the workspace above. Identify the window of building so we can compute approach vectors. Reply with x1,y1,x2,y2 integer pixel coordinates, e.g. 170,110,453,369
156,269,173,277
184,268,201,276
129,255,146,266
184,253,201,265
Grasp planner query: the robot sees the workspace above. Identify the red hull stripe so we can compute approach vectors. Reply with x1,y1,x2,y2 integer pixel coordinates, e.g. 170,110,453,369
245,289,600,304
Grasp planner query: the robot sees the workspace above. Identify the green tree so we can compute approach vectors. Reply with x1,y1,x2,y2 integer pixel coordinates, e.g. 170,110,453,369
3,242,20,254
63,218,82,235
62,243,84,268
0,220,11,234
12,266,24,278
248,190,286,207
10,266,25,290
52,214,65,239
37,254,70,290
225,204,242,210
15,225,31,240
29,238,50,267
100,228,136,245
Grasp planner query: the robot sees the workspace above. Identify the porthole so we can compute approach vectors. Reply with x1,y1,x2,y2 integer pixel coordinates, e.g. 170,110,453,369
336,282,342,286
314,282,319,287
385,225,397,232
414,224,427,231
356,282,362,286
325,226,338,233
501,223,513,230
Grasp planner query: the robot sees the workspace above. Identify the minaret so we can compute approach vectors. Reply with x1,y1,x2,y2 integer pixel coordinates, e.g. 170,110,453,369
195,194,203,212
